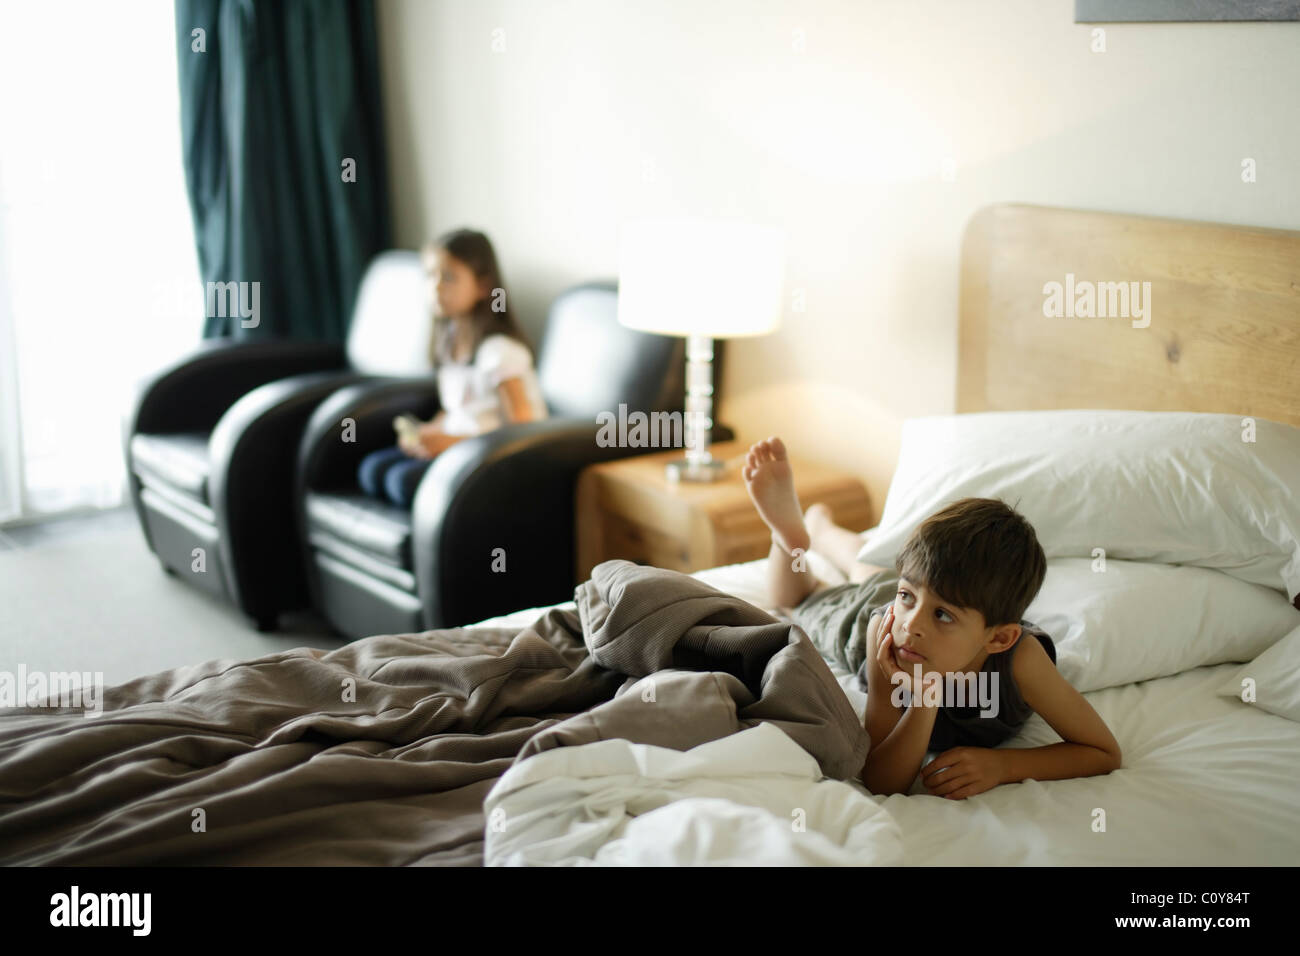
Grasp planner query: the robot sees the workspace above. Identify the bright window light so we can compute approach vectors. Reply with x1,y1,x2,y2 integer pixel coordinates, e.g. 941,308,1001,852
0,0,202,520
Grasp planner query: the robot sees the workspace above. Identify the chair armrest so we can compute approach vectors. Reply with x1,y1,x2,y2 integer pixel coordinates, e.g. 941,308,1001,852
297,377,442,494
127,338,347,437
409,417,668,627
204,369,371,619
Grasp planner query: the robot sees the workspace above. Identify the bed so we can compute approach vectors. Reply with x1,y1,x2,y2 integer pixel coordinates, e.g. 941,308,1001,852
2,203,1298,867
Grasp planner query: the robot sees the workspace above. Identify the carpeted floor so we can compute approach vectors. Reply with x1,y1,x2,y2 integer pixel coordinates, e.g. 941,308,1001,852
0,507,347,687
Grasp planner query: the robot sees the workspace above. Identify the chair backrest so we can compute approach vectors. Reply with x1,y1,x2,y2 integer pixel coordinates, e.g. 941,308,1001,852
346,250,435,375
535,282,686,420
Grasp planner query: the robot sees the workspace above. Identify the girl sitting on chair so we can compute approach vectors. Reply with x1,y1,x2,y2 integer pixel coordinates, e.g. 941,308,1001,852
357,229,548,507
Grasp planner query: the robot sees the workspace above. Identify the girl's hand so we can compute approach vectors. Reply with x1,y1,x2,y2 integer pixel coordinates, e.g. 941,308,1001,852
394,414,425,456
875,605,940,704
415,423,460,457
920,747,1006,800
398,432,429,458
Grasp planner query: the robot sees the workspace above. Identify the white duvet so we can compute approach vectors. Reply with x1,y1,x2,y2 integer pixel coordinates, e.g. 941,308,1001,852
476,555,1300,866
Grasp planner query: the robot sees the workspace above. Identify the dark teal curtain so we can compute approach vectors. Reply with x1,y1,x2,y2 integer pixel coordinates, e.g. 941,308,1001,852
175,0,392,340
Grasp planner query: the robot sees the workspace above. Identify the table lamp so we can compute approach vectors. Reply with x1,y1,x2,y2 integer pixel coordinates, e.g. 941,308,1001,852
617,217,786,482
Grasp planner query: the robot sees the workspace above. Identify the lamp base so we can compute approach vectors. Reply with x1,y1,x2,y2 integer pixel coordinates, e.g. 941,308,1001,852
665,458,727,484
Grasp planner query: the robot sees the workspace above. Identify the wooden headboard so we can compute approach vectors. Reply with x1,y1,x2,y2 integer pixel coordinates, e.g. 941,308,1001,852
958,204,1300,427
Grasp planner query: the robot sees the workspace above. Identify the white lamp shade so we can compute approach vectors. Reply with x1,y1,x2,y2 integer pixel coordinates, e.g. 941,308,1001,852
617,218,786,338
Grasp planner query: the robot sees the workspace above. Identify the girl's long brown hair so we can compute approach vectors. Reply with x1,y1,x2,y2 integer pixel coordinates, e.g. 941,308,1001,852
422,229,533,368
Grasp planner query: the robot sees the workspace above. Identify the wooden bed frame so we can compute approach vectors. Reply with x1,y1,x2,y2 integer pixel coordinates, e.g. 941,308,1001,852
958,203,1300,427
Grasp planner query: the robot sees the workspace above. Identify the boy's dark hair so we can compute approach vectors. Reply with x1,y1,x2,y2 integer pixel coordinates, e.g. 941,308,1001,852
894,497,1046,628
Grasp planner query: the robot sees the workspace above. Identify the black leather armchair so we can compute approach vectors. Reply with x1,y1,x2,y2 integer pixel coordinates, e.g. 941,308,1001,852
125,250,432,629
295,281,731,638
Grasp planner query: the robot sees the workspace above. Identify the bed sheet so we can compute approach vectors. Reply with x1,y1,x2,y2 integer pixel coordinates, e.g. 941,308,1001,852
474,555,1300,865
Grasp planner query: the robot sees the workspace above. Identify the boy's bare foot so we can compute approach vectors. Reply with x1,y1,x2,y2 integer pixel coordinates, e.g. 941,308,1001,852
804,501,833,546
742,436,811,555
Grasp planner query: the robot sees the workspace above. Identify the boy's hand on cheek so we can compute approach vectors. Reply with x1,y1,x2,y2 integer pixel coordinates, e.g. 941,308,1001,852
921,747,1005,799
877,606,941,702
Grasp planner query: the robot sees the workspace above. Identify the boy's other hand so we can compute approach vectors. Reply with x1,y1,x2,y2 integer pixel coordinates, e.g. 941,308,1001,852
920,747,1006,800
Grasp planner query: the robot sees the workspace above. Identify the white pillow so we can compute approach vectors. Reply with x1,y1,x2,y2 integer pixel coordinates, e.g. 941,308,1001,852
1025,559,1299,693
1215,623,1300,723
857,410,1300,603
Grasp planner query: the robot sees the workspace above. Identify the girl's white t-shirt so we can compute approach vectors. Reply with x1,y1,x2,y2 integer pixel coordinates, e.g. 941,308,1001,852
436,334,549,436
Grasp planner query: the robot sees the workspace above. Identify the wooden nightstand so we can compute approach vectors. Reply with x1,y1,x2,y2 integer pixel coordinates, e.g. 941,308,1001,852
575,439,872,579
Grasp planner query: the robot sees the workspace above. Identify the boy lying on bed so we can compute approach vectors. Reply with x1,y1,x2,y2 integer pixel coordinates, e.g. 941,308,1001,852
741,436,1122,799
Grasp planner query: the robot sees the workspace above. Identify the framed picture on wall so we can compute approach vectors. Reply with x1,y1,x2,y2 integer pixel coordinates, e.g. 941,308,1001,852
1077,0,1300,20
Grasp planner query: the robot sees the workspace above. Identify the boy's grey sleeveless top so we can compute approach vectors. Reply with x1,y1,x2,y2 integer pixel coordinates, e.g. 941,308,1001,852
789,569,1057,752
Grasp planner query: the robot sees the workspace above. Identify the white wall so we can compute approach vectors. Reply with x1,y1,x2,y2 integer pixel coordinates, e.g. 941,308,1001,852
376,0,1300,521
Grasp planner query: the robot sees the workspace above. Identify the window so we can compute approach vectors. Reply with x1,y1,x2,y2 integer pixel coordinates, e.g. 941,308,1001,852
0,0,202,521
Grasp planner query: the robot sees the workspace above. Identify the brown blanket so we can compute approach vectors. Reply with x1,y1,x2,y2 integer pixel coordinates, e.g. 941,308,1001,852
0,560,869,865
